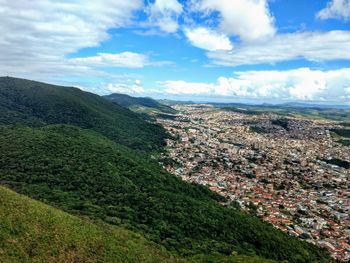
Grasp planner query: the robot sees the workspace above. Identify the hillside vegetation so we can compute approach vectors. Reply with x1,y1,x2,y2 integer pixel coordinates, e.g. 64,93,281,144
0,77,167,151
0,186,181,263
0,185,279,263
330,128,350,146
105,93,177,114
0,77,332,262
0,124,331,262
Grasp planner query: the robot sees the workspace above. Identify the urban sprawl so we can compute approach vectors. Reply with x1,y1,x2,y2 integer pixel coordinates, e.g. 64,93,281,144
157,105,350,262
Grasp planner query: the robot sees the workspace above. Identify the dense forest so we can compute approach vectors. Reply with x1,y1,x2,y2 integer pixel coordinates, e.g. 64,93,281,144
330,128,350,138
0,77,332,262
0,186,181,263
0,187,278,263
330,128,350,146
0,77,167,152
0,125,331,262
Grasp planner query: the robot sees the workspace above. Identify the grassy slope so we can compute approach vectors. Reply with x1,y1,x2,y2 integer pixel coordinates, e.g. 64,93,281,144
0,186,277,263
0,77,167,151
0,125,331,263
105,93,177,114
0,186,181,263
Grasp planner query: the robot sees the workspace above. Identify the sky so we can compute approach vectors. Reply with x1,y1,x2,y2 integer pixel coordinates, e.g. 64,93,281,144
1,0,350,104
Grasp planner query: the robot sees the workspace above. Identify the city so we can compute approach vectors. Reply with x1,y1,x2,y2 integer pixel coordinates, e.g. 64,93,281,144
1,0,350,261
158,104,350,262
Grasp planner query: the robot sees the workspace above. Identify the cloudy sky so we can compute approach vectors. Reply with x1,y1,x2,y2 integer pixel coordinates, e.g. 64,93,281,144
1,0,350,104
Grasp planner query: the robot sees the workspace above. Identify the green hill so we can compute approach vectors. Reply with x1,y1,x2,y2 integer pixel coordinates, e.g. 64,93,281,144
0,185,277,263
105,93,177,114
0,77,167,151
0,185,182,263
0,124,331,263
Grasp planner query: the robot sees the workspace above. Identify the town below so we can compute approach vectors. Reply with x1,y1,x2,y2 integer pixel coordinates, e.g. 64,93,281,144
158,104,350,262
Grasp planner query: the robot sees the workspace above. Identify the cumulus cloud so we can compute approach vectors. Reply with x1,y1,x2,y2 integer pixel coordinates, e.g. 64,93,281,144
161,80,215,95
184,27,232,51
0,0,143,60
317,0,350,21
185,1,350,66
70,52,150,68
105,80,145,95
207,31,350,66
160,68,350,102
190,0,275,42
0,0,144,79
146,0,183,33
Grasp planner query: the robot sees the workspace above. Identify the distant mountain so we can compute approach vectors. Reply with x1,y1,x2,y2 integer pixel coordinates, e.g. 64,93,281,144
161,99,349,110
212,101,349,110
105,93,177,114
158,99,196,106
217,102,350,122
279,102,349,109
0,185,180,263
0,77,167,151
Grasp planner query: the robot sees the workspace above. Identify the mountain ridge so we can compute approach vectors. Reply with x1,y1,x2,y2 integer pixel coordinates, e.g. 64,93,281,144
0,77,332,262
105,92,177,114
0,124,331,262
0,76,167,152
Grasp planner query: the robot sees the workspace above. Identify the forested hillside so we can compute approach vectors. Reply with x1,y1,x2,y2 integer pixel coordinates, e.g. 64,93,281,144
0,77,332,263
0,125,331,262
105,93,176,114
0,77,167,151
0,185,279,263
0,186,182,263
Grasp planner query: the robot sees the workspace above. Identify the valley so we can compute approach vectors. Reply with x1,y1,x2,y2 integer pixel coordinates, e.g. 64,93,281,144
158,104,350,262
0,77,333,263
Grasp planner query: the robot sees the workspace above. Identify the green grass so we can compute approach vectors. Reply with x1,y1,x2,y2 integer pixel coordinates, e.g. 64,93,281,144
129,105,164,115
0,185,279,263
0,186,181,263
188,254,277,263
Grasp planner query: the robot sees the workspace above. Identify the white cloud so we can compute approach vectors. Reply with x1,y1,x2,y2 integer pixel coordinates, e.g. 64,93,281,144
207,30,350,66
185,1,350,66
0,0,143,59
70,52,150,68
159,68,350,102
146,0,183,33
0,0,144,79
317,0,350,21
190,0,275,42
184,27,232,51
105,80,145,95
161,80,215,94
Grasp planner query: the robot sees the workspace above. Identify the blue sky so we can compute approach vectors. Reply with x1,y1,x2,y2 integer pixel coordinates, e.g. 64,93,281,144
1,0,350,103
